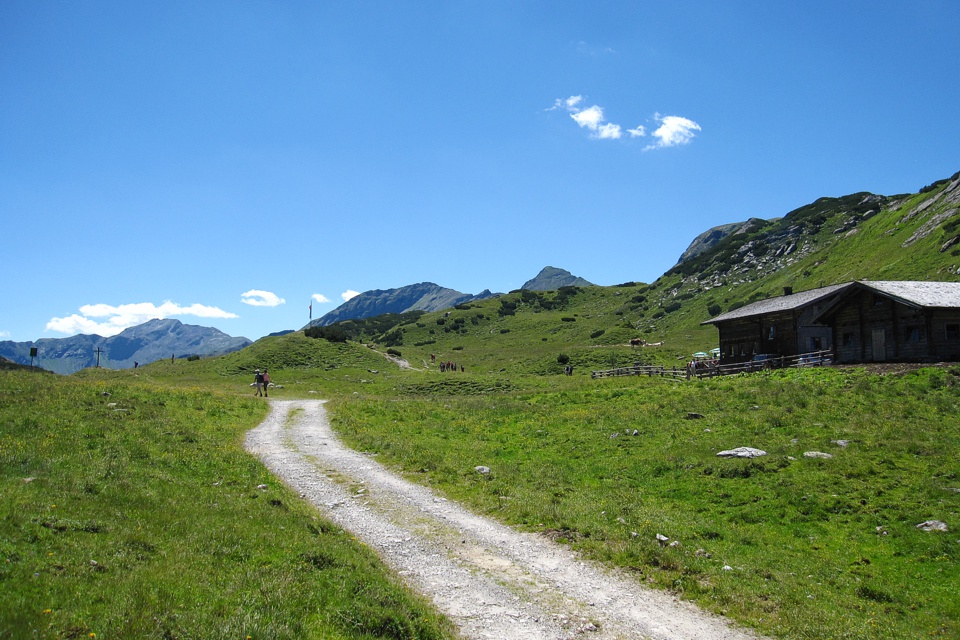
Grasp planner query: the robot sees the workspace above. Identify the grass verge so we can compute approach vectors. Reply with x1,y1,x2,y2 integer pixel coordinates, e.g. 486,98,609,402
0,369,453,639
330,366,960,639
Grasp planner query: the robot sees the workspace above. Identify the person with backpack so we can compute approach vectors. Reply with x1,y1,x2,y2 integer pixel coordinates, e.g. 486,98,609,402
262,368,270,397
254,369,264,396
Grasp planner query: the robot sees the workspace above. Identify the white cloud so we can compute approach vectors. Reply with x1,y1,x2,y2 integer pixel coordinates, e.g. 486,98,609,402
597,123,622,139
552,95,700,148
240,290,286,307
311,293,331,303
45,301,239,337
646,115,702,149
570,105,605,131
0,330,10,339
341,290,360,302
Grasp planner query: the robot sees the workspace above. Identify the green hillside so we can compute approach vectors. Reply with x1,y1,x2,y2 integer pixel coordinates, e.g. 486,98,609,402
7,171,960,639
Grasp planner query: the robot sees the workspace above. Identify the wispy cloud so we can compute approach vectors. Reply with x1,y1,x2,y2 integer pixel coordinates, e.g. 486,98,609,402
312,293,331,303
576,41,615,56
551,95,700,148
46,301,238,337
0,330,10,339
341,290,360,302
240,290,286,307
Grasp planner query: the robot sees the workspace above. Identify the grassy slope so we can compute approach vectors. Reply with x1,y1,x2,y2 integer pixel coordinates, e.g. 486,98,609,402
330,367,960,639
6,174,959,639
0,368,453,640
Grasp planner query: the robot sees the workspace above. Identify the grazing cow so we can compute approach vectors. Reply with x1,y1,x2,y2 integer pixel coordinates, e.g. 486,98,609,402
630,338,645,347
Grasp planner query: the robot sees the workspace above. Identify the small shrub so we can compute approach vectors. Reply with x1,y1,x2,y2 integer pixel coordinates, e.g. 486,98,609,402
590,329,606,339
561,317,576,322
386,348,402,357
186,354,200,362
452,346,463,351
707,303,723,317
557,353,570,365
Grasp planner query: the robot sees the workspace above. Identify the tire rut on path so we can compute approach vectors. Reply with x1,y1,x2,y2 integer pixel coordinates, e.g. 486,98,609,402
245,400,764,640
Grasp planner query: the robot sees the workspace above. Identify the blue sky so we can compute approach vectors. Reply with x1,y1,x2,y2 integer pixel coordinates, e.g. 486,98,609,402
2,1,958,342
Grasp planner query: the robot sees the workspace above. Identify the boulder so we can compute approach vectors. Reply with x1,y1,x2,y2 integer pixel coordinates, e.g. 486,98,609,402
716,447,767,458
803,451,833,459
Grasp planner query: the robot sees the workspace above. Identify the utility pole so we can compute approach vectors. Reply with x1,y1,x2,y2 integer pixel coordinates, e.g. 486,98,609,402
95,347,102,368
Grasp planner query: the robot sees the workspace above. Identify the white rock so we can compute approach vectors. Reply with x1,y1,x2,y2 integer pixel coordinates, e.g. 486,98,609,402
803,451,833,459
716,447,767,458
916,520,948,532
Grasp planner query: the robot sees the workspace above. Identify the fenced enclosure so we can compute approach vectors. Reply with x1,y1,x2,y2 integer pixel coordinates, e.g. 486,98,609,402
591,350,833,380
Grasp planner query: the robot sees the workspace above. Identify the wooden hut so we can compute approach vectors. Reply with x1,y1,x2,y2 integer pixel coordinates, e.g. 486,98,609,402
812,281,960,363
702,283,852,364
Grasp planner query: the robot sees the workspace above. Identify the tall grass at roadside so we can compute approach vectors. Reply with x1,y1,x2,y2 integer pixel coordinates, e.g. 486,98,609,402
0,369,453,639
330,366,960,640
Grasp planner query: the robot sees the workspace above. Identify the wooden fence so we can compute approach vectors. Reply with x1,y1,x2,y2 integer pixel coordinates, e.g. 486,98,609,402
591,350,833,381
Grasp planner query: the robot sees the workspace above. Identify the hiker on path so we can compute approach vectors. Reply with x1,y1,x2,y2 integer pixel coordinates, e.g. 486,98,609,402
254,369,264,396
262,368,270,397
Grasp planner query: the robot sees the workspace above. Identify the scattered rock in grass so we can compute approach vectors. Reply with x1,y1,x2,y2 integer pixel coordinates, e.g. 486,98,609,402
656,533,669,545
916,520,948,532
791,438,799,443
474,466,491,475
308,390,317,394
695,548,711,558
749,405,760,410
875,526,888,535
716,447,767,458
943,487,960,493
100,392,110,397
631,531,638,538
610,433,619,439
617,517,627,524
686,412,705,420
669,540,681,547
803,451,833,459
703,428,711,432
257,484,268,490
787,456,797,461
632,429,639,436
23,477,35,484
722,565,733,571
831,439,850,447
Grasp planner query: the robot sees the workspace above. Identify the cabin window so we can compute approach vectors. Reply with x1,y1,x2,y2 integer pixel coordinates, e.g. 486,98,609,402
904,326,926,343
946,324,960,341
810,337,823,351
768,325,776,340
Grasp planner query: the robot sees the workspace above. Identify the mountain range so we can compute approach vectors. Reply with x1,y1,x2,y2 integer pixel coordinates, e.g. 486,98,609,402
0,318,251,374
6,168,959,374
305,266,592,329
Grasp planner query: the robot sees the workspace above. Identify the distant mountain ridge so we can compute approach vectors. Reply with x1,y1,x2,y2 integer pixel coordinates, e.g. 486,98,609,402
0,318,251,374
305,267,594,330
304,283,498,329
521,266,593,290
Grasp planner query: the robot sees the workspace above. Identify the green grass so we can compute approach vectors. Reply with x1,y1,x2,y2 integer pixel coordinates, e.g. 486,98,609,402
0,369,454,639
329,366,960,639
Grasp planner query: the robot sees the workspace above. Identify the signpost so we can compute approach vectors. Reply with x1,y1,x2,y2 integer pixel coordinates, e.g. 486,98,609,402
30,347,37,368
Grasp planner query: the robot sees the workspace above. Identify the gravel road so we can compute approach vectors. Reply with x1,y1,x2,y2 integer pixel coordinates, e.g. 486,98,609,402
245,399,764,640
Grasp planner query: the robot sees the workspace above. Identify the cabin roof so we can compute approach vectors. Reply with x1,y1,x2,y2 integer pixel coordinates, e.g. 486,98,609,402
702,283,852,325
855,280,960,308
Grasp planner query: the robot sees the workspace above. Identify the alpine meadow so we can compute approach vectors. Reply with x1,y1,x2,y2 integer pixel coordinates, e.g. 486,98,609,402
3,172,960,639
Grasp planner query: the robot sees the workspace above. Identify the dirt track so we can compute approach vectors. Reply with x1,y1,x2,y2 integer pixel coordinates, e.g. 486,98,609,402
245,400,763,640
